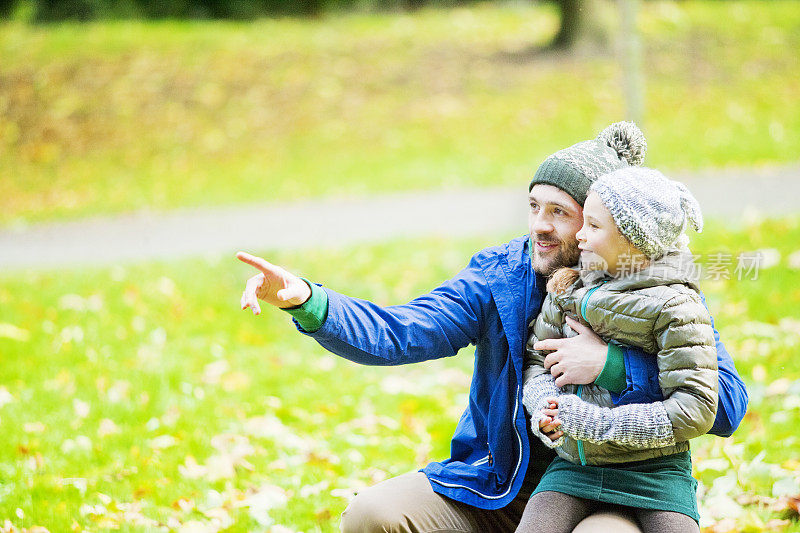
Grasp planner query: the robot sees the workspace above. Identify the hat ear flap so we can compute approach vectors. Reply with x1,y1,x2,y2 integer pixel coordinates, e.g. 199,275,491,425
677,183,703,233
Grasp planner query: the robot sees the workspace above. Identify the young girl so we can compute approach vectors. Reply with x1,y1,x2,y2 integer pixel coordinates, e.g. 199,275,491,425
518,167,717,533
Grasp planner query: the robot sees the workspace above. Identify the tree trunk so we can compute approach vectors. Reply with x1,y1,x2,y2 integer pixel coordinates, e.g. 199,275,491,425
552,0,584,49
550,0,609,52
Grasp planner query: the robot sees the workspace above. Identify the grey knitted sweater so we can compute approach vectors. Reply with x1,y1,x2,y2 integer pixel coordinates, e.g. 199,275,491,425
522,250,718,466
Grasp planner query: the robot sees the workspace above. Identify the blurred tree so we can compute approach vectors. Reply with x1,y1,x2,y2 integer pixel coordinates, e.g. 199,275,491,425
549,0,609,51
0,0,15,18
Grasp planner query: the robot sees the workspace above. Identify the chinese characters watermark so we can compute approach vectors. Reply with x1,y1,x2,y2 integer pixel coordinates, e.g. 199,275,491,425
587,251,771,281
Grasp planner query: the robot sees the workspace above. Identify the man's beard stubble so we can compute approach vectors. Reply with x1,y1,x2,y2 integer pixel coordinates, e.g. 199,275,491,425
531,234,581,277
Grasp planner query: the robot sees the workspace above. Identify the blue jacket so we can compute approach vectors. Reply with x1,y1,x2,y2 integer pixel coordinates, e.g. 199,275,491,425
299,236,748,510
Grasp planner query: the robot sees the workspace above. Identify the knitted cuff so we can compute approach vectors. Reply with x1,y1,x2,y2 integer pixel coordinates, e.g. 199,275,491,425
558,395,675,449
522,373,561,416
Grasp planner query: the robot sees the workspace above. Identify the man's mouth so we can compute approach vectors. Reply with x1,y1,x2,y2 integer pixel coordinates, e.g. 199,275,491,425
536,241,559,252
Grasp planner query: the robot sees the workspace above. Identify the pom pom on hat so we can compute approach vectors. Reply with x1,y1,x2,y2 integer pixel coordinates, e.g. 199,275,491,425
596,121,647,167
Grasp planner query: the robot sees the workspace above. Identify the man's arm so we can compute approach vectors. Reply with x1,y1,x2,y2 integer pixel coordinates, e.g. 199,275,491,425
238,251,489,366
706,305,749,437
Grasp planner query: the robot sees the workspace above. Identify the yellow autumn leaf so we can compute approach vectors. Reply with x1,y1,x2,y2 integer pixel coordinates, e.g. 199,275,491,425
0,323,30,342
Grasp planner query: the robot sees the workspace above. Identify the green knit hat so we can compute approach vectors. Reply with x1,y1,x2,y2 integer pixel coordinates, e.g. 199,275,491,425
528,122,647,206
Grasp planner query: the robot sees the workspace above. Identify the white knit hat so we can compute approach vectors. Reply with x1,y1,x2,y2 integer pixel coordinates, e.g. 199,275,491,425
590,167,703,259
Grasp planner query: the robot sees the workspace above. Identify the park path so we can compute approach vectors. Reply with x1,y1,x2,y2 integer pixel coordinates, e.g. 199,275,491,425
1,165,798,271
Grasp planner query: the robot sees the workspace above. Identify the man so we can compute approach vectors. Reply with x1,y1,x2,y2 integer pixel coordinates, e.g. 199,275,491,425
237,123,748,532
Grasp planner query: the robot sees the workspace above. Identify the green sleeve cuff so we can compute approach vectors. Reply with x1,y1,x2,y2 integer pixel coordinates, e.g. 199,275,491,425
281,278,329,333
594,342,627,394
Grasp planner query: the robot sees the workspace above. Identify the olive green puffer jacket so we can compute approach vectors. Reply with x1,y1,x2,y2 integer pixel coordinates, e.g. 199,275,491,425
523,250,718,465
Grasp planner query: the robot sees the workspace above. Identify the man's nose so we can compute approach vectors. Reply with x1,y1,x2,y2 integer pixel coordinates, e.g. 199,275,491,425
531,213,554,234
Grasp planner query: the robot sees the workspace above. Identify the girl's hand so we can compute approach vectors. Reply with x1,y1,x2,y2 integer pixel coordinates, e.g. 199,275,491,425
539,398,563,442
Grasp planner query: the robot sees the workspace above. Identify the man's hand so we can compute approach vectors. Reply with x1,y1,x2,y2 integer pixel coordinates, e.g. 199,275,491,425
236,251,312,315
533,316,607,387
539,399,563,442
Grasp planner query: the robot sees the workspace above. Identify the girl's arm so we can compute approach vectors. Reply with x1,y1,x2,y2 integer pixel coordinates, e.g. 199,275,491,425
614,291,748,437
555,291,718,448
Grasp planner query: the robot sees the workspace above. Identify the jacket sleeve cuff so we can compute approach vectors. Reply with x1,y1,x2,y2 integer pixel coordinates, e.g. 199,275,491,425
594,342,627,394
281,278,329,333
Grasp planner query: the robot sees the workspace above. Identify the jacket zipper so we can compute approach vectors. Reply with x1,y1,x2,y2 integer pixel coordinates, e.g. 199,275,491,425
575,283,605,467
575,384,587,466
428,386,523,500
472,451,492,467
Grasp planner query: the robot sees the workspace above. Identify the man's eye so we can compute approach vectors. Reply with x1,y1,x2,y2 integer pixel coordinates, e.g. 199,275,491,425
530,203,539,211
553,208,564,215
590,223,599,229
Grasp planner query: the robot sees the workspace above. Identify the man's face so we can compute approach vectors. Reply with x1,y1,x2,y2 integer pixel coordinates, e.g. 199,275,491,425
528,184,584,276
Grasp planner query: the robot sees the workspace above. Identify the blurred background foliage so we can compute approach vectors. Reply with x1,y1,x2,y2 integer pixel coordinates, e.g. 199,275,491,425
1,1,798,226
2,0,800,530
2,0,598,20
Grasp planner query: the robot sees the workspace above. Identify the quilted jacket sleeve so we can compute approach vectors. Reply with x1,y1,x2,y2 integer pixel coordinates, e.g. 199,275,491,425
522,294,567,444
652,291,719,442
522,293,566,402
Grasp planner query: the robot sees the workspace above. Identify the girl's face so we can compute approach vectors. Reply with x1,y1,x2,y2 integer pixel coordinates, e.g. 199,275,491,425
575,191,646,276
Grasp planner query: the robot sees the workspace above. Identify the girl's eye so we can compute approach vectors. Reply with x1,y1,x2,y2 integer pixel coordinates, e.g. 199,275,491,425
590,223,599,229
553,208,563,215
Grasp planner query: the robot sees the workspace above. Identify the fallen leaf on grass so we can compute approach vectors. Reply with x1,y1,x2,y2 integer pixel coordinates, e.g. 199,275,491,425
73,399,90,419
60,478,88,495
299,480,329,498
0,522,50,533
61,436,92,454
149,435,179,449
788,250,800,270
179,456,207,479
772,477,800,498
314,508,332,522
23,422,46,434
80,497,161,529
0,387,14,407
243,416,315,452
0,323,30,342
179,435,255,481
177,520,216,533
269,526,297,533
233,484,288,528
703,517,738,532
764,519,793,530
97,419,120,438
780,495,800,519
202,360,229,385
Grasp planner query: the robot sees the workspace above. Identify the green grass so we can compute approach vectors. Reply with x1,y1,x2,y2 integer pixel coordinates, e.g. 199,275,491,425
1,219,800,531
1,0,799,227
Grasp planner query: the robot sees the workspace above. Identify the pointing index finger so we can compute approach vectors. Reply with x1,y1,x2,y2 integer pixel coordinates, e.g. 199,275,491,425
236,251,276,275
